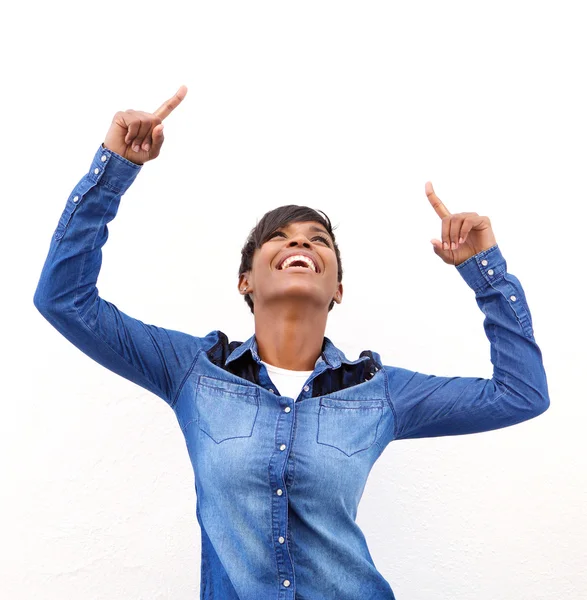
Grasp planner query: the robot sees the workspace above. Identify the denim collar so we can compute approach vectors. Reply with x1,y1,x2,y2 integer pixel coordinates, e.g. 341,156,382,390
225,333,345,370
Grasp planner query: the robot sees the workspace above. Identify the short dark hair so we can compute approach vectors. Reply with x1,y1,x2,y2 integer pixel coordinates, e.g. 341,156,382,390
238,205,343,314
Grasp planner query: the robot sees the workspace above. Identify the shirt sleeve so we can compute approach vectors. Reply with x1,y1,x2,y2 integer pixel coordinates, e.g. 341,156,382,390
33,145,217,407
385,245,550,440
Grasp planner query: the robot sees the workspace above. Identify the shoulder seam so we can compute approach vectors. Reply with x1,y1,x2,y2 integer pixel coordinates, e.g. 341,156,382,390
172,348,203,409
381,366,399,440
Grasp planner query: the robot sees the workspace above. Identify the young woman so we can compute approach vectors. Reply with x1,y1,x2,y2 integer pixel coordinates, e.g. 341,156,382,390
33,86,550,600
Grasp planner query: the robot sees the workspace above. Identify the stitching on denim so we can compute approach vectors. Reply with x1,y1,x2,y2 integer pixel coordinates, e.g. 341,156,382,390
501,274,534,339
266,451,282,591
287,404,298,490
172,349,202,409
180,417,197,434
279,465,296,595
458,246,502,293
317,404,383,456
318,402,383,410
99,179,126,194
195,384,259,443
315,439,377,457
381,366,399,440
109,149,142,169
198,378,258,397
484,269,534,339
266,458,275,551
55,179,99,239
197,426,257,444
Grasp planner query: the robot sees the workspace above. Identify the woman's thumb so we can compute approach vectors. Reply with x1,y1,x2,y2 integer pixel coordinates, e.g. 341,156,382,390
150,124,165,157
153,123,164,142
430,239,445,257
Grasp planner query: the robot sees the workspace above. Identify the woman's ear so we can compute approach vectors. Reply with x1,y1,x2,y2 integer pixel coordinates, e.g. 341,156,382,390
238,273,251,295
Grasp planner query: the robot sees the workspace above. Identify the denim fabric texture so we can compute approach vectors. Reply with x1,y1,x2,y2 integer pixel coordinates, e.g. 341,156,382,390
33,146,550,600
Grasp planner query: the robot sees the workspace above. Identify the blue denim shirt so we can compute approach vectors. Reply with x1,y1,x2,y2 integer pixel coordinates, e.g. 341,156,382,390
33,146,550,600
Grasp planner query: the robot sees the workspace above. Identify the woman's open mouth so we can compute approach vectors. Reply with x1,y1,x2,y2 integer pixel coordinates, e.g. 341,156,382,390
276,253,319,273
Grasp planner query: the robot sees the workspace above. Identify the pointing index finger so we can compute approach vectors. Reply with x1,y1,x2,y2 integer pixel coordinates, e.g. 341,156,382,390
425,181,451,219
153,85,188,120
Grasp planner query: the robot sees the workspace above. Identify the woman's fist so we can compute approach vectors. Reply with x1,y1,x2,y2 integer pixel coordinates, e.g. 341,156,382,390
103,85,187,165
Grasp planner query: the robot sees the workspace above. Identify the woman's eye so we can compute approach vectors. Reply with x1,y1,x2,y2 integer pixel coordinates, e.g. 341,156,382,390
267,231,330,246
313,236,330,245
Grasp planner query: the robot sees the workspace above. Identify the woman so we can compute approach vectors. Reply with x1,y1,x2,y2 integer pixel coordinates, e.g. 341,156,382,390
33,86,550,600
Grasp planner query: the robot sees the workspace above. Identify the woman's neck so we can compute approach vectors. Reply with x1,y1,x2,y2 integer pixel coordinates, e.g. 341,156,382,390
254,304,327,371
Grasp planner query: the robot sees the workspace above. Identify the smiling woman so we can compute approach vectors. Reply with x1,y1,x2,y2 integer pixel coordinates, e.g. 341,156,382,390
32,87,550,600
237,205,344,315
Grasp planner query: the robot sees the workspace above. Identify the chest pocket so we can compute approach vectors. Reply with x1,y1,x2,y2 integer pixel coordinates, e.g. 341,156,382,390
317,398,384,456
196,376,259,444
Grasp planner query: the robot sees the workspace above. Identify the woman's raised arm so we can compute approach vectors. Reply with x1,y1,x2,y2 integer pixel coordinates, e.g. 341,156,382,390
33,87,217,407
383,184,549,440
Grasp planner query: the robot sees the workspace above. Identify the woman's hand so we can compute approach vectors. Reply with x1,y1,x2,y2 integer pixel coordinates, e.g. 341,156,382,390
426,182,497,266
103,85,188,165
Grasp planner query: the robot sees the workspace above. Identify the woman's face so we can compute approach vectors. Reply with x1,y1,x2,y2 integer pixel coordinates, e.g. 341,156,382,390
239,220,343,312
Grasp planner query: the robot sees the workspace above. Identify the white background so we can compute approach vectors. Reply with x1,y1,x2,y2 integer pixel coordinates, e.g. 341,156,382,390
2,1,585,598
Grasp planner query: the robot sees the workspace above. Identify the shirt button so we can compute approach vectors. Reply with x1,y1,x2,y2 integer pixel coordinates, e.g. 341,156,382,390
278,536,285,544
269,389,275,394
283,580,291,587
93,168,100,175
303,385,310,392
73,195,80,203
100,155,107,162
487,269,494,276
280,444,286,451
510,295,517,301
284,406,291,413
481,259,488,266
276,489,283,496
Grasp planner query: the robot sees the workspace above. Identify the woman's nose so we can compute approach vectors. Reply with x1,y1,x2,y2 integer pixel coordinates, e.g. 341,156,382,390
288,238,311,248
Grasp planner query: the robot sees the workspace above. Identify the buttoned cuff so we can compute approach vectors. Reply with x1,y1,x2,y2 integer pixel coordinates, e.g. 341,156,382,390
86,144,142,195
455,244,505,292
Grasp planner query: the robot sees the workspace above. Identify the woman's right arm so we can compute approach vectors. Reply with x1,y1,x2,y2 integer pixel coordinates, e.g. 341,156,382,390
33,87,216,407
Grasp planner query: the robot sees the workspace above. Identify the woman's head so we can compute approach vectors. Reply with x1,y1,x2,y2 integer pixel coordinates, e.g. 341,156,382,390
238,205,343,314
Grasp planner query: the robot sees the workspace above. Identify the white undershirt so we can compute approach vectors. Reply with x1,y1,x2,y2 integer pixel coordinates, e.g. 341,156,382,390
261,361,313,401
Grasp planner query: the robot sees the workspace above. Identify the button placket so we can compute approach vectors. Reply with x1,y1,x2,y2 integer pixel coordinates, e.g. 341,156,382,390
269,398,294,591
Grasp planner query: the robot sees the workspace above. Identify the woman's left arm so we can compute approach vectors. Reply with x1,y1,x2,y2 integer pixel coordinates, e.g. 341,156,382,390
385,184,550,441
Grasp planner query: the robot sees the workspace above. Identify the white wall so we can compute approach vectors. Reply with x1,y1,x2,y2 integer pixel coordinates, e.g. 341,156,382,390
2,1,585,598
